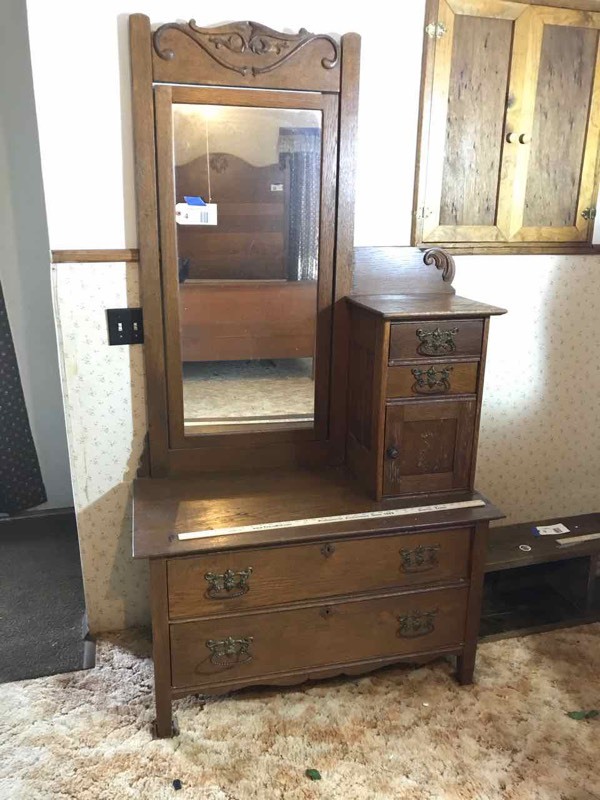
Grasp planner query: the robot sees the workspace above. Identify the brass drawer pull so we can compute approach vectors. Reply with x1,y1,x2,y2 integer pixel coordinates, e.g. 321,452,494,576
206,636,253,667
204,567,253,599
415,327,459,356
411,366,453,394
321,543,336,558
397,610,438,638
400,544,440,573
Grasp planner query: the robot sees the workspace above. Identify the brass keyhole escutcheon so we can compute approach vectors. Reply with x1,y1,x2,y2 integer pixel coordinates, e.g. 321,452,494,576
321,543,336,558
320,606,334,619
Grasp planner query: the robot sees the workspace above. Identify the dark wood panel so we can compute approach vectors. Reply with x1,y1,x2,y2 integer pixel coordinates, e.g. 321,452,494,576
389,320,484,363
383,399,476,497
179,280,316,362
352,247,456,296
440,14,513,226
169,585,469,688
176,154,288,279
178,233,285,280
149,559,174,737
176,154,287,204
523,24,598,227
167,527,472,619
486,513,600,572
386,362,478,399
347,306,378,450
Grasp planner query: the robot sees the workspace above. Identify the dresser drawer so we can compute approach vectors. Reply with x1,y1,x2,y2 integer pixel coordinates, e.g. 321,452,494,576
167,528,471,620
389,320,484,363
170,585,469,688
386,362,478,399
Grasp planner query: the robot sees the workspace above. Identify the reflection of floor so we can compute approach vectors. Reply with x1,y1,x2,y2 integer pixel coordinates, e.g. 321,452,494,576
182,358,314,425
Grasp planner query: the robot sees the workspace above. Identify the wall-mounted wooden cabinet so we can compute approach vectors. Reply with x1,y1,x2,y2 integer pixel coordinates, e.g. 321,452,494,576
413,0,600,253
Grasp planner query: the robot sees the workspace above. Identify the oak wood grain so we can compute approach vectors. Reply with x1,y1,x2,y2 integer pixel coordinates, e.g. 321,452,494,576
386,362,478,398
383,398,476,496
167,527,471,619
388,319,485,362
51,249,139,263
169,585,469,689
132,467,503,559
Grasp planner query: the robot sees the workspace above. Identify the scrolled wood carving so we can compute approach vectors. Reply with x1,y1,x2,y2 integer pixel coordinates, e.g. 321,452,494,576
153,20,339,76
422,248,456,285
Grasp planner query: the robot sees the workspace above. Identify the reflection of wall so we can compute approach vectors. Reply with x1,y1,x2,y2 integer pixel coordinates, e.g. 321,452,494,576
26,0,600,633
173,105,320,167
176,153,289,280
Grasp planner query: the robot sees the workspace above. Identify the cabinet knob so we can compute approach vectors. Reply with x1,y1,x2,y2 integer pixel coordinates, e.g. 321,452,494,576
519,133,531,144
386,446,400,460
506,131,517,144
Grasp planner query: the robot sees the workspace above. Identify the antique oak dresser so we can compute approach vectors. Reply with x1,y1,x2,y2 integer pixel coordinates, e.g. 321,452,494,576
129,14,507,737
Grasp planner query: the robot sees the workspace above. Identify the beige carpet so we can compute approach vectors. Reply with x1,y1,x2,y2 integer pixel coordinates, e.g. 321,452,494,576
182,359,314,425
1,625,599,800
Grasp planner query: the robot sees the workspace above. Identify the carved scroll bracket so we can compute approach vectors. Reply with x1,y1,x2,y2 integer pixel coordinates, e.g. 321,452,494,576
423,248,456,285
153,20,339,76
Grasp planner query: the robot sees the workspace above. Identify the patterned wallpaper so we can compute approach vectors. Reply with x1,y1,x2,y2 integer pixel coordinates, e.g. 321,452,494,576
53,263,149,632
53,255,600,633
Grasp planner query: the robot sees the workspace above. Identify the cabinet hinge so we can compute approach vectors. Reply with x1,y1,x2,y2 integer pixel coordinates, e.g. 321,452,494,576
415,207,427,220
582,207,596,221
425,22,447,39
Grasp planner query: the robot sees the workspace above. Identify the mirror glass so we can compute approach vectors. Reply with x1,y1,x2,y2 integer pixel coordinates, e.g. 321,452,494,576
172,104,322,435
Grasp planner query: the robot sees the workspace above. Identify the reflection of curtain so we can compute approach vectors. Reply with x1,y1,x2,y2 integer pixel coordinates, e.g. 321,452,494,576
278,128,321,281
0,283,46,514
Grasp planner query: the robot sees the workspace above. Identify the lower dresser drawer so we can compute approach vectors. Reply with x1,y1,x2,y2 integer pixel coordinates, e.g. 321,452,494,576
167,528,471,619
169,585,468,689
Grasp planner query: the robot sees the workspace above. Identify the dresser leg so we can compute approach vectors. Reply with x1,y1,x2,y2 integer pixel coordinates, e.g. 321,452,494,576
456,650,476,685
150,559,177,738
456,521,488,687
153,688,177,738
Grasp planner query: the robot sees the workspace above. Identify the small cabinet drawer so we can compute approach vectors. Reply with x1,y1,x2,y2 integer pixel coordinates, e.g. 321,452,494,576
170,585,469,688
167,528,472,620
386,362,478,399
389,320,484,363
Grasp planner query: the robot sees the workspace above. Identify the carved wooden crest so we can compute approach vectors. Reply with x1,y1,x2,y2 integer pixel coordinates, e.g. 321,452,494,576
422,248,456,285
153,20,339,77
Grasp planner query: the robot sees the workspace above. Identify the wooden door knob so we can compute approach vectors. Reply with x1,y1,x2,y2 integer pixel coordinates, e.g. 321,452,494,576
386,446,400,460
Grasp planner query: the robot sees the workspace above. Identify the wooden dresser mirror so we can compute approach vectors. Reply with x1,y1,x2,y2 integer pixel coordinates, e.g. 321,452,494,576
130,14,507,739
130,16,360,476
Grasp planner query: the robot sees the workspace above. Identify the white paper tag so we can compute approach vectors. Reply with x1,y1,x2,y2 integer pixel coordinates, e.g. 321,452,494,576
175,203,218,225
536,523,570,536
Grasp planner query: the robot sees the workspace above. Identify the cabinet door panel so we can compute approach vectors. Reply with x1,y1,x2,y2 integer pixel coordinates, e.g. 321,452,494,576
502,7,600,242
416,0,600,249
420,0,526,243
383,398,476,497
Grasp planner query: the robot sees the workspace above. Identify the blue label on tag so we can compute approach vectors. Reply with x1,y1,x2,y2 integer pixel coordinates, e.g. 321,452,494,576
184,196,206,206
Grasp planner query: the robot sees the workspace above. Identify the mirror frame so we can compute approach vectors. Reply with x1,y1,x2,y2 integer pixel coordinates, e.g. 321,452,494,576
130,15,361,477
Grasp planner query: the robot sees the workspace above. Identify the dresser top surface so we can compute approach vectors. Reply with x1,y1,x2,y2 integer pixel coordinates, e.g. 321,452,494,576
347,293,507,319
133,466,503,559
